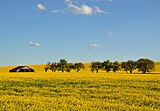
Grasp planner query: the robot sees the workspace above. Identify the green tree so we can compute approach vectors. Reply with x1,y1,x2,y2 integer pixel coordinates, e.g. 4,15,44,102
66,63,74,73
90,62,103,73
90,67,95,73
136,58,155,73
126,60,137,73
57,59,68,73
121,62,128,73
44,62,50,72
50,62,57,72
121,60,137,73
102,60,112,73
73,63,85,73
112,61,120,73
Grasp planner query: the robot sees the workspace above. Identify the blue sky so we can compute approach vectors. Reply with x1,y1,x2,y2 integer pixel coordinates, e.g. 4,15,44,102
0,0,160,66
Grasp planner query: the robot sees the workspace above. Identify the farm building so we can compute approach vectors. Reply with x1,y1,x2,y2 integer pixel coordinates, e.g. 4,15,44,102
9,66,35,72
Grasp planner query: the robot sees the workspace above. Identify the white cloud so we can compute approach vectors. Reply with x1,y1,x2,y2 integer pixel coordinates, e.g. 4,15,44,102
65,0,106,15
50,0,107,15
89,44,100,48
106,31,119,37
29,41,41,47
85,53,91,57
37,3,46,11
123,56,127,60
51,9,60,14
91,0,114,2
29,41,34,46
139,56,147,59
35,42,41,47
68,3,93,15
65,0,71,2
106,31,113,37
78,4,93,15
108,0,114,2
95,6,107,14
51,8,68,14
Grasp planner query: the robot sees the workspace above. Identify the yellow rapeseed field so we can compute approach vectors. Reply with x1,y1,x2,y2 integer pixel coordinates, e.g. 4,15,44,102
0,63,160,111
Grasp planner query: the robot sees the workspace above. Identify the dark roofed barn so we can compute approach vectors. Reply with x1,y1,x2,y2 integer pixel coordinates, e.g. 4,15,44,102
9,66,35,72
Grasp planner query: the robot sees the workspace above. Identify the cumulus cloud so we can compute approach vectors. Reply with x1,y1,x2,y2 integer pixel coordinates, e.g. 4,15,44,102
50,0,107,15
29,41,41,47
37,3,46,11
67,2,93,15
89,44,100,48
65,0,106,15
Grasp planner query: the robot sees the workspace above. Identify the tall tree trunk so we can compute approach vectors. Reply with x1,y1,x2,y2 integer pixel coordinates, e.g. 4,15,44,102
106,70,109,73
96,69,98,73
142,70,146,74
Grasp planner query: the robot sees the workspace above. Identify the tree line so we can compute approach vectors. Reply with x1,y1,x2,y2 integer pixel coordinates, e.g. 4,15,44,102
45,58,155,74
44,59,85,73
